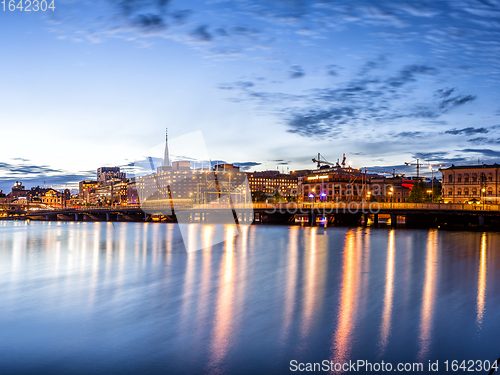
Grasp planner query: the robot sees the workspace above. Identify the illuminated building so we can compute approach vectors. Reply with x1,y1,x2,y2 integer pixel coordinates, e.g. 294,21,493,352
440,164,500,204
79,180,99,205
299,167,369,202
246,171,298,198
135,132,249,206
97,167,126,182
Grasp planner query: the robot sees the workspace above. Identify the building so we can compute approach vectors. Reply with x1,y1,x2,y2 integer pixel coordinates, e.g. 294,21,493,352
247,171,298,199
137,162,248,205
440,164,500,204
41,189,64,207
369,177,412,203
299,167,370,202
8,181,29,200
0,190,7,204
94,179,129,206
135,132,249,206
79,180,99,205
97,167,126,182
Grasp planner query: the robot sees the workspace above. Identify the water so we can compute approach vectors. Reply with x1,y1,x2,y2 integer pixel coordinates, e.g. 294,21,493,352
1,221,500,374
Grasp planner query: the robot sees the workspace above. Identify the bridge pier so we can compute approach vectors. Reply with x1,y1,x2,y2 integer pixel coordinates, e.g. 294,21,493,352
373,214,379,228
390,213,397,227
309,211,316,226
74,213,80,221
479,215,485,227
363,213,368,227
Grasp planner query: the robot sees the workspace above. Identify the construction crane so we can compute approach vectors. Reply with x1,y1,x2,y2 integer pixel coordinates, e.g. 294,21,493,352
362,168,401,178
312,153,346,169
405,159,447,178
404,159,424,178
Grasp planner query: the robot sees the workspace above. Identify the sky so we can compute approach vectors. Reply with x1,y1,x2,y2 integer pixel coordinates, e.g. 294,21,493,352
1,0,500,192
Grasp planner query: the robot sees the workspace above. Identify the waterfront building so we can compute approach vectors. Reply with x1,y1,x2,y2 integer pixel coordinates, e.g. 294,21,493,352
8,181,29,200
369,177,412,203
246,171,298,200
94,179,129,206
299,167,369,202
440,164,500,204
79,181,99,205
41,189,64,207
136,162,248,206
135,132,249,206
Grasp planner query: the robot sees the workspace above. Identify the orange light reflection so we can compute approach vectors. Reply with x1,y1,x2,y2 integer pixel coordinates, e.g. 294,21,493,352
331,230,361,365
477,232,487,327
417,230,438,361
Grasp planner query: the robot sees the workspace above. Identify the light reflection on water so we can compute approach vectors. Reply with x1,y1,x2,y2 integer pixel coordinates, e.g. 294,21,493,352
1,221,500,374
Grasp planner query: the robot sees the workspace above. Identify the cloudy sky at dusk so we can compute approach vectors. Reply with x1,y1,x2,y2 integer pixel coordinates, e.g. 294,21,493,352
1,0,500,191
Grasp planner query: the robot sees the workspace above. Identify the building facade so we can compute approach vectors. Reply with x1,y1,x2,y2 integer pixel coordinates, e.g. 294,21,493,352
299,167,370,202
79,180,99,205
97,167,126,182
440,164,500,204
247,171,298,199
136,163,249,206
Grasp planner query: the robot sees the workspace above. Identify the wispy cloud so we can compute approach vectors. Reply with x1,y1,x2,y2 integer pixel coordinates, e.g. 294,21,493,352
444,127,488,135
0,161,94,192
221,62,476,137
289,65,305,79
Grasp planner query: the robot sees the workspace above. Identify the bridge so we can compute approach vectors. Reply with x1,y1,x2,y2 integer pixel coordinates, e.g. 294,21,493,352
2,202,500,229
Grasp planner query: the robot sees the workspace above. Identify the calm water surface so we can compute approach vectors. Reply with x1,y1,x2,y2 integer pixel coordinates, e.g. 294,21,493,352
1,221,500,374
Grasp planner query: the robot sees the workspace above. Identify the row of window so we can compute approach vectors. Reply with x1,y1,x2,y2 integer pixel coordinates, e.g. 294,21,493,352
447,173,496,183
448,188,495,196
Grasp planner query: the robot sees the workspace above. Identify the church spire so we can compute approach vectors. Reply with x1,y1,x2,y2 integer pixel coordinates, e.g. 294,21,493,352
163,128,170,167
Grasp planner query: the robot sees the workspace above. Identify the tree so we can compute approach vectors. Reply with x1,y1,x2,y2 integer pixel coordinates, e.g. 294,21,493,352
272,190,286,203
431,185,442,203
251,191,268,202
407,181,427,203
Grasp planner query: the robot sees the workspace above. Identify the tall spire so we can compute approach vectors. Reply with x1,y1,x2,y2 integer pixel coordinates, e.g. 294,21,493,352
163,128,170,167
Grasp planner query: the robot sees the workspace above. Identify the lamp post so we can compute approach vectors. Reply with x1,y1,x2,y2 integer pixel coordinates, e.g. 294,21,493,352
429,167,435,203
482,188,486,210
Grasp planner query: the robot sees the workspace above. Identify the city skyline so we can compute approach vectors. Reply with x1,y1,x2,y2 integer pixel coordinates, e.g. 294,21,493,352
2,0,500,192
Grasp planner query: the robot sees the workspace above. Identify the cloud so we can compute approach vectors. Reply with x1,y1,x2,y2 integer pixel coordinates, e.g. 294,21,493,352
461,148,500,157
287,108,352,136
468,137,500,145
220,60,477,137
439,94,476,111
395,131,424,139
218,81,255,90
326,64,339,76
384,65,437,88
0,162,64,176
289,65,305,79
190,25,212,42
412,151,449,160
132,14,167,32
0,161,95,192
444,127,488,135
233,161,261,170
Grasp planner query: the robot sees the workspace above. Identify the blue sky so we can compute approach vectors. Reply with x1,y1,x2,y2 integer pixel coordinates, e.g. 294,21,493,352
1,0,500,192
